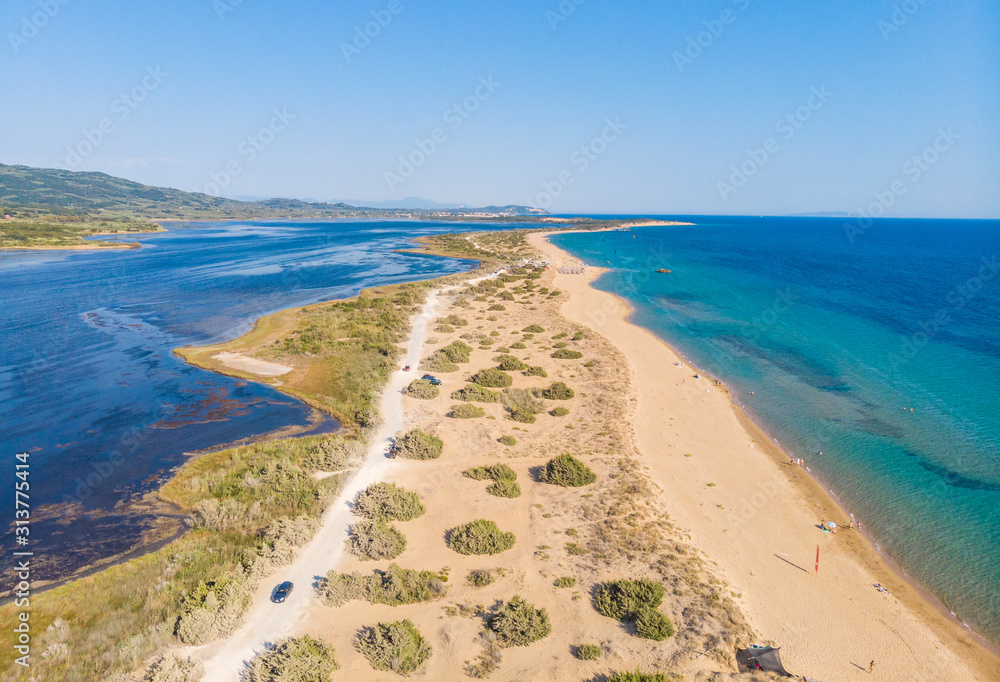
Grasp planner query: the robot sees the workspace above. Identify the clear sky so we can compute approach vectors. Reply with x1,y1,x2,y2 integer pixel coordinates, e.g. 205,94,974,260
2,0,997,217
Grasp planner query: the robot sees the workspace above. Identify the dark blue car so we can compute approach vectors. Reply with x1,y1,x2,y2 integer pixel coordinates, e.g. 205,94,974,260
421,374,442,386
271,581,293,603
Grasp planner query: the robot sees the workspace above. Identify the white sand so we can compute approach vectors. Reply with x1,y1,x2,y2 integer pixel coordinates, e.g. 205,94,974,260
213,351,293,377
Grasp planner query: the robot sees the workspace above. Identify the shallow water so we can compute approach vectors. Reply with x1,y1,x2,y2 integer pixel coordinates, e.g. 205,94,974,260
552,216,1000,646
0,220,492,582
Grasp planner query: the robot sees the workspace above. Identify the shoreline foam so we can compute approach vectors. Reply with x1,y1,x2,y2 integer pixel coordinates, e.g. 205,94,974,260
529,230,1000,681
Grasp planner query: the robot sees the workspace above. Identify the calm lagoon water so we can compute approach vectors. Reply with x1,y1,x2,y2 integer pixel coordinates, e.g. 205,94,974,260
552,217,1000,646
0,220,494,582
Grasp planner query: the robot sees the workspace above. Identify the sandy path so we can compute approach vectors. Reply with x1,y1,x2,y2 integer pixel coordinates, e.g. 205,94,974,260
213,352,293,377
199,289,442,681
528,232,999,682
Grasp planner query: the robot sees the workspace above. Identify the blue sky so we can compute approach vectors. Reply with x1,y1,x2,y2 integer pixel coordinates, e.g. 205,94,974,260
1,0,997,216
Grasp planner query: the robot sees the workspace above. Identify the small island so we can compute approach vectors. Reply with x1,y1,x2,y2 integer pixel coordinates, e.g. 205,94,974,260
656,268,672,274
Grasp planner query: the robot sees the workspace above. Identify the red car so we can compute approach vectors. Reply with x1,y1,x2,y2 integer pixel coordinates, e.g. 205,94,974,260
403,365,411,372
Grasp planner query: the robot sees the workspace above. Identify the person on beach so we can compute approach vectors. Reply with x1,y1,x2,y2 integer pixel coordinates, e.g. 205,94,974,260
867,659,875,673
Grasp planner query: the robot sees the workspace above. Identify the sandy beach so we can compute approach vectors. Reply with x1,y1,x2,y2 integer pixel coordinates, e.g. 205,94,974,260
528,231,1000,681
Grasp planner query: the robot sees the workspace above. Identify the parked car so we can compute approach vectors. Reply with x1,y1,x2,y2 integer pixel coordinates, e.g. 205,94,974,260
421,374,442,386
403,365,411,372
271,581,294,603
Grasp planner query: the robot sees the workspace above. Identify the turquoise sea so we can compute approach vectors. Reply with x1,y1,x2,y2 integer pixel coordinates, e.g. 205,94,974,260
551,217,1000,647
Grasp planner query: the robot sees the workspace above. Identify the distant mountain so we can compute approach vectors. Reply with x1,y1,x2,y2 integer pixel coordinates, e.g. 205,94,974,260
340,197,465,210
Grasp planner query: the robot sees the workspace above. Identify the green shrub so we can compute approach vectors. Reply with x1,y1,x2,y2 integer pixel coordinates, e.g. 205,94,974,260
396,429,443,460
552,342,567,349
509,342,527,350
451,385,501,403
552,349,583,360
607,672,669,682
523,365,547,378
464,463,517,482
574,644,602,661
488,595,551,647
571,331,584,340
487,478,521,498
421,340,472,372
348,520,407,561
539,454,596,487
552,332,568,340
634,606,675,641
434,324,455,333
448,520,516,555
550,407,569,417
488,304,506,311
403,379,439,400
565,542,590,555
502,388,545,420
554,576,576,588
437,314,469,327
499,291,515,301
522,324,545,333
593,579,664,621
316,564,445,607
471,368,513,388
495,346,509,353
449,403,485,419
495,354,528,371
539,382,574,400
358,620,432,675
467,569,495,587
245,636,338,682
499,435,517,446
354,483,425,523
441,340,472,362
506,409,536,424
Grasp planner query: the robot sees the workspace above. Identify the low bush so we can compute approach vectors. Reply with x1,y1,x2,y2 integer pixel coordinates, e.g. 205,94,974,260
434,324,455,333
565,542,590,555
437,314,469,327
464,463,516,482
348,520,406,561
552,342,567,349
403,379,439,400
357,620,432,675
448,520,516,555
574,644,602,661
593,579,664,621
539,382,574,400
354,483,425,523
499,435,517,446
451,385,501,403
487,478,521,498
494,354,528,371
506,409,536,424
316,564,445,607
471,368,513,388
509,342,527,350
552,332,567,340
499,291,515,301
634,606,675,641
502,388,545,423
467,569,495,587
395,429,443,460
495,346,509,353
488,595,551,647
554,576,576,588
539,454,596,487
523,324,545,333
607,673,669,682
449,403,485,419
245,636,338,682
571,331,584,340
550,407,569,417
421,340,472,372
488,304,506,311
523,365,547,378
552,349,583,360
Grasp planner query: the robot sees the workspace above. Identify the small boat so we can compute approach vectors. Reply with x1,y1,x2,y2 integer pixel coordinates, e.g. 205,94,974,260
656,268,672,274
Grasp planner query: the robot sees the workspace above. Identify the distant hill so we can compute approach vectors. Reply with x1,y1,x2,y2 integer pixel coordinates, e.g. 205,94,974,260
0,164,544,220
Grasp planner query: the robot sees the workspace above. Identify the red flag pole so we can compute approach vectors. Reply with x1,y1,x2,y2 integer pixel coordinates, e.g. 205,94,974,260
815,545,820,576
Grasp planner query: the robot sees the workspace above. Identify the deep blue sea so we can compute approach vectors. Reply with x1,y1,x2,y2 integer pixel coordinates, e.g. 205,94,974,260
551,216,1000,646
0,220,497,583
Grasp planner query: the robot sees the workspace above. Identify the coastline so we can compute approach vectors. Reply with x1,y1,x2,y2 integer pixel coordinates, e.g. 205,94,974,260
529,230,1000,681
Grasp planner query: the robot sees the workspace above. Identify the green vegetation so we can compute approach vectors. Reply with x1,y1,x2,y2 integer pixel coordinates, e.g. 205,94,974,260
448,520,516,555
593,578,674,640
348,520,407,561
552,349,584,360
499,435,517,446
554,576,577,588
420,340,473,373
538,381,574,400
574,644,602,661
437,314,469,327
451,384,501,403
523,365,547,378
565,542,590,556
354,483,425,523
494,354,528,371
467,569,495,587
502,388,545,424
464,463,521,498
607,672,670,682
245,636,338,682
487,596,551,647
539,454,597,487
509,341,527,349
403,378,439,400
449,403,485,419
470,367,513,388
550,407,570,417
358,620,432,675
571,331,585,341
488,304,506,311
316,564,445,607
634,606,675,641
523,324,545,333
395,429,444,460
